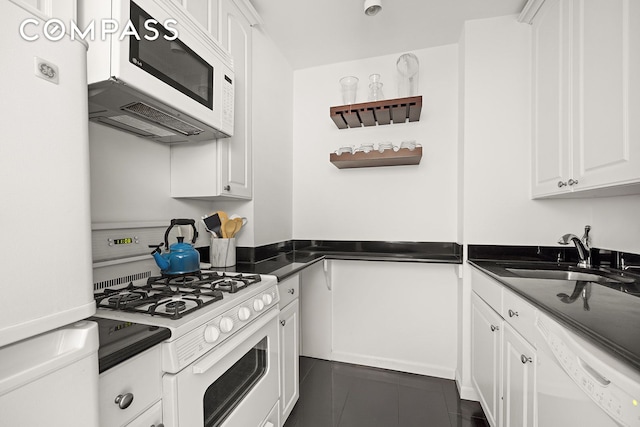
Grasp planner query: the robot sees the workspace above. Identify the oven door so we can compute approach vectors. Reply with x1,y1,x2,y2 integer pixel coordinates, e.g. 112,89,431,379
163,308,280,427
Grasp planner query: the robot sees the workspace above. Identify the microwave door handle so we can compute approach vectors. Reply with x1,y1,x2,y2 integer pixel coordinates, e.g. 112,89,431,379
192,308,278,375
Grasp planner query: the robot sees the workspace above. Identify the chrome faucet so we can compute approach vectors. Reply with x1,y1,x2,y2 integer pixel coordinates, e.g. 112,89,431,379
558,225,591,268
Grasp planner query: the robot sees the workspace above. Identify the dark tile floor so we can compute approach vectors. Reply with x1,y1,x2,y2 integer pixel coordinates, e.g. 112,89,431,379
283,357,489,427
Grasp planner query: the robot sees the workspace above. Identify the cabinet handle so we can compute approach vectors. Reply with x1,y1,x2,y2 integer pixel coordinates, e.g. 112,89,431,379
151,424,164,427
224,185,231,191
568,178,579,186
288,288,295,294
520,354,532,364
557,181,567,188
490,325,499,332
114,393,134,409
508,309,519,318
280,320,286,326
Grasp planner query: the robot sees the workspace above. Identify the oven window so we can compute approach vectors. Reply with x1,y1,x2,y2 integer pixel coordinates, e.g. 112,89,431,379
129,1,214,109
203,337,268,427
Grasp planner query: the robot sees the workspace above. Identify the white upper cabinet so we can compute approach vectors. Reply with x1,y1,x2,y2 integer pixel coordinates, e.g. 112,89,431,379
217,0,253,199
170,0,255,200
527,0,640,198
15,0,76,22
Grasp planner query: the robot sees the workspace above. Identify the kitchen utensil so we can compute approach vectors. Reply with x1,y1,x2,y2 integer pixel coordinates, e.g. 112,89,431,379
368,74,384,101
210,237,236,267
397,53,419,97
149,219,200,275
354,143,374,153
231,217,244,237
222,220,237,239
378,142,395,153
202,213,222,237
336,146,354,155
339,76,359,104
229,214,248,226
400,140,417,151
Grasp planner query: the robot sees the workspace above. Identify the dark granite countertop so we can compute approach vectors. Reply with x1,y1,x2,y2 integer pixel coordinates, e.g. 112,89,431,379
469,259,640,372
199,240,462,281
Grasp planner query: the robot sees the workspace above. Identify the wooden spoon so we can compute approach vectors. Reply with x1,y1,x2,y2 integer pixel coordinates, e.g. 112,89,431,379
222,220,237,239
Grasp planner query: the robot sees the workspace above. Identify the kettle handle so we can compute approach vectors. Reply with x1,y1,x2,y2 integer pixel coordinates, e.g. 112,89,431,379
164,219,199,248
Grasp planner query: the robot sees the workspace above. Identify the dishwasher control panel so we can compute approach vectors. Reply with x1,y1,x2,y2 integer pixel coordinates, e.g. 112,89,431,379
539,316,640,427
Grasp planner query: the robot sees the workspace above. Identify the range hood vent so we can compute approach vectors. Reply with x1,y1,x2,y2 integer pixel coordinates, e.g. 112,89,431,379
88,78,230,144
122,102,204,136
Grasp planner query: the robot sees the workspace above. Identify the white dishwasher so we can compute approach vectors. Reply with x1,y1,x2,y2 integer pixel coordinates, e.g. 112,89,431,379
536,312,640,427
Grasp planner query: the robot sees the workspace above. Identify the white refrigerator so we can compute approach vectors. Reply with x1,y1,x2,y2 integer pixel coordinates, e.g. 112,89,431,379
0,1,99,425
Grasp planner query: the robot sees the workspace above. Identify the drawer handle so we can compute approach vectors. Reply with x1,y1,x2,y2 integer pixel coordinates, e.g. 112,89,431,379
280,320,286,326
490,325,499,332
151,424,164,427
114,392,134,410
288,288,295,295
508,309,519,318
520,354,532,364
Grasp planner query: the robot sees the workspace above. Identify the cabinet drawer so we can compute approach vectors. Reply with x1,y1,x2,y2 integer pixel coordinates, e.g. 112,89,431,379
279,274,300,308
99,346,162,427
471,268,502,312
502,289,537,345
127,400,162,427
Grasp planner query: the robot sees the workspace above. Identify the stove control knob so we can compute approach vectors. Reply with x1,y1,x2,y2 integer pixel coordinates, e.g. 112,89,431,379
219,317,234,333
262,293,273,305
238,306,251,321
204,325,220,343
253,299,265,312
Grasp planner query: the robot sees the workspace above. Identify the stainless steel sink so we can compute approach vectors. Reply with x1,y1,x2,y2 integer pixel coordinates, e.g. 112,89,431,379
505,267,636,284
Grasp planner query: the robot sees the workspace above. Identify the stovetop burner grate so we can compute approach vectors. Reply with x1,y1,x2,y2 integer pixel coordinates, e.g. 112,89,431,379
94,270,261,319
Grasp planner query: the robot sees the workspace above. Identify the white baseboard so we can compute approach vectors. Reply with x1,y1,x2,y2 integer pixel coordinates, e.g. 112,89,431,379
330,351,456,379
455,370,479,401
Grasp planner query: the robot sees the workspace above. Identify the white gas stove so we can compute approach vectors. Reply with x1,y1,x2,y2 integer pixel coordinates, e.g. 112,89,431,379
94,268,279,373
92,223,281,427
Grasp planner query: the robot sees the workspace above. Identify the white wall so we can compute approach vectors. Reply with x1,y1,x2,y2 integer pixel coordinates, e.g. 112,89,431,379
89,122,214,238
251,27,294,246
462,15,640,254
292,46,459,242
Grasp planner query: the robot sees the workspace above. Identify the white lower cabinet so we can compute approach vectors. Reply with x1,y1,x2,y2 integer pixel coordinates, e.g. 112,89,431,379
127,401,163,427
471,293,502,427
470,269,537,427
278,275,300,425
502,323,536,427
98,346,163,427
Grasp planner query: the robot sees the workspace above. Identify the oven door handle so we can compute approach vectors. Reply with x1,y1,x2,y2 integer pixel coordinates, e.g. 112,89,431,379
192,308,279,375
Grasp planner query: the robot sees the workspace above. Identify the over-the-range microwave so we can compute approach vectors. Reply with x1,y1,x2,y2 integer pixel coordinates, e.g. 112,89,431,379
80,0,234,143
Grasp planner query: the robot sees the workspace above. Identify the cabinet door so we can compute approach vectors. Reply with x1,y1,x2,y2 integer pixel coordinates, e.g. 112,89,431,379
16,0,76,21
531,0,572,197
571,0,640,191
471,293,502,427
502,324,536,427
218,0,252,199
279,299,299,424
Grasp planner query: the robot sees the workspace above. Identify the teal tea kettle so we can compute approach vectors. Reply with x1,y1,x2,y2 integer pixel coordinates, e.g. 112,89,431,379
150,219,200,275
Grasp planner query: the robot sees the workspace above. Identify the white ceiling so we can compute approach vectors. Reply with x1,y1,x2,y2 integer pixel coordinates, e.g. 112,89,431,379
249,0,528,70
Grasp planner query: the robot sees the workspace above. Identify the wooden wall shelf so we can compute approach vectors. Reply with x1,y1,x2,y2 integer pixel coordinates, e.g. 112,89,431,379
330,96,422,129
330,147,422,169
